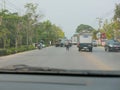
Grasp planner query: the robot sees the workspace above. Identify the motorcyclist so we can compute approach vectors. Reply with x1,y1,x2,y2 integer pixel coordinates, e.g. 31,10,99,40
38,41,43,49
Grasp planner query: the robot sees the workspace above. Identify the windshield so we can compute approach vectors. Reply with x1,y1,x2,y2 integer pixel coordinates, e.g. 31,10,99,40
0,0,120,74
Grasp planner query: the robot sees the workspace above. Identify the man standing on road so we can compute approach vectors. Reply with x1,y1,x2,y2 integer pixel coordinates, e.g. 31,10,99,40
65,40,70,51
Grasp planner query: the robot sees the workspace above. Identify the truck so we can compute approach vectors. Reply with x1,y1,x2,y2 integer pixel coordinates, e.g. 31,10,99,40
77,32,93,52
60,38,67,47
55,40,61,47
71,35,78,45
55,38,67,47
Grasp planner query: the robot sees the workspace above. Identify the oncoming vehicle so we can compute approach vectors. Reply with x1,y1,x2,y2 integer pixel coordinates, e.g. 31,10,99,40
55,39,62,47
71,35,78,45
55,40,60,47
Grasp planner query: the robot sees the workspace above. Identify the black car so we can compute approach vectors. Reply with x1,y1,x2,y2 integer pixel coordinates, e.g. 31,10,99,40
104,40,120,52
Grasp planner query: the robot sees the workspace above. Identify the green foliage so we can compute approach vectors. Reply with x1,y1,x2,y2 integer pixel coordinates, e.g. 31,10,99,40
16,45,35,52
36,20,65,44
76,24,94,33
0,49,7,56
101,18,120,40
92,30,98,39
0,45,35,56
6,47,16,55
0,3,65,56
114,4,120,20
101,20,112,39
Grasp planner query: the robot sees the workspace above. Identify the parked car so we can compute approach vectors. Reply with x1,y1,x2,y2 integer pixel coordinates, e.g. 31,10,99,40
104,40,120,52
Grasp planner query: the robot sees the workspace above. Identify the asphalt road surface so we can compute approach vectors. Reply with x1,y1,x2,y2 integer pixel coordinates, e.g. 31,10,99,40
0,46,120,71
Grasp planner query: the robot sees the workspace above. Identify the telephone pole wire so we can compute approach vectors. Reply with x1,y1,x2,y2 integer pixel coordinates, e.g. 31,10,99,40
3,0,6,10
96,17,102,31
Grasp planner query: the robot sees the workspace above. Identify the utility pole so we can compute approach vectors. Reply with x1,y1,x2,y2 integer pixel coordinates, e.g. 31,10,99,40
3,0,5,10
1,0,6,11
96,17,102,31
96,18,102,45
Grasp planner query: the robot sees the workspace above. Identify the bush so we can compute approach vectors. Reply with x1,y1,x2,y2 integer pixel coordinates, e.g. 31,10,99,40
0,49,7,56
16,45,36,52
28,45,36,50
17,46,27,52
6,47,16,55
0,45,36,56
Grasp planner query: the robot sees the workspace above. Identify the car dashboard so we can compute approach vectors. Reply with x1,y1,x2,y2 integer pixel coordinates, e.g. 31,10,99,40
0,73,120,90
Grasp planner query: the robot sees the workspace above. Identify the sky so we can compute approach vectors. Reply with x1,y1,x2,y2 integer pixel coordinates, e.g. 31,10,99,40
1,0,120,38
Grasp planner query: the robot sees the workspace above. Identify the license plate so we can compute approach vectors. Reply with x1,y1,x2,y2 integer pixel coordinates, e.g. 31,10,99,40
84,47,87,49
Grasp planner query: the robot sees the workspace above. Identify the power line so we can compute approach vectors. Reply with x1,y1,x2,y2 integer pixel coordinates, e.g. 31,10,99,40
0,0,5,11
5,0,23,15
92,8,115,30
0,2,2,10
6,0,23,11
101,9,114,19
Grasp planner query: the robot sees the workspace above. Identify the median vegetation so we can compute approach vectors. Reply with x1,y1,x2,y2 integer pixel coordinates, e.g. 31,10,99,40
0,45,36,56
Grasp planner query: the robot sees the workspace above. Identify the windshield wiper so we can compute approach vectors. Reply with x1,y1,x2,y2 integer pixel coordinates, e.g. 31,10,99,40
0,64,66,73
0,64,120,77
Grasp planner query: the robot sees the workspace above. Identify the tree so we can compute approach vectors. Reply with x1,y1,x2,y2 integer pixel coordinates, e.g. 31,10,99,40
76,24,94,33
0,10,20,48
0,27,10,48
92,30,98,40
114,4,120,20
24,3,43,45
36,20,65,45
0,3,64,50
113,3,120,40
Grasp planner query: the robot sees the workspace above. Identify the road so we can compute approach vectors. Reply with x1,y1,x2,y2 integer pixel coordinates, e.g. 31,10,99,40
0,46,120,70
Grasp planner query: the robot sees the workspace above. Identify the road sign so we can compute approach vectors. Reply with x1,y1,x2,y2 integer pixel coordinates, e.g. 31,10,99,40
101,33,106,39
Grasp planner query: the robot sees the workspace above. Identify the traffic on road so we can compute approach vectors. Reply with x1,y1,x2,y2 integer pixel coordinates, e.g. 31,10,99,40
0,0,120,90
